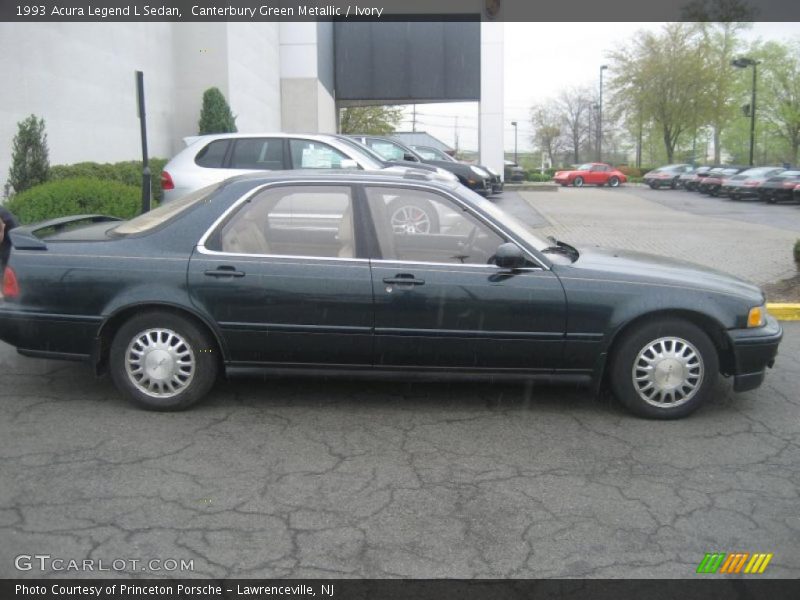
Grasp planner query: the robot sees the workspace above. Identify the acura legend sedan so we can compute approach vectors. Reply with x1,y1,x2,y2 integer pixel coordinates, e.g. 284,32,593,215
0,171,782,418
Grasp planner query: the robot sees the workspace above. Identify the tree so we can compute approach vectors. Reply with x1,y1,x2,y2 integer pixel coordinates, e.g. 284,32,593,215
5,114,50,196
698,21,750,163
608,23,709,163
756,41,800,165
557,86,594,164
338,105,403,134
198,87,237,135
530,100,563,166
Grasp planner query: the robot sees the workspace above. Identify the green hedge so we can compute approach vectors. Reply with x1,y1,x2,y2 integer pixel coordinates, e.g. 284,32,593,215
6,178,142,224
525,172,553,182
49,158,167,204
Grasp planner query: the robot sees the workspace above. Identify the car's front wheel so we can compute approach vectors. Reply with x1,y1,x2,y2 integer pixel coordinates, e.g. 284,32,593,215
109,311,219,411
573,176,584,187
608,176,621,187
610,318,719,419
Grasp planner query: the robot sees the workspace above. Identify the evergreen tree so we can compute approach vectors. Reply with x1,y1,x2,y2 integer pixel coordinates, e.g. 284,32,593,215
198,87,237,135
5,114,50,196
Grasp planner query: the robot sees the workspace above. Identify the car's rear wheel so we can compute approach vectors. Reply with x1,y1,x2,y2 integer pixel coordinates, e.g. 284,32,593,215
670,179,678,189
109,311,219,411
573,176,584,187
608,176,620,187
649,182,659,190
610,318,718,419
766,194,776,204
388,197,440,234
730,192,740,201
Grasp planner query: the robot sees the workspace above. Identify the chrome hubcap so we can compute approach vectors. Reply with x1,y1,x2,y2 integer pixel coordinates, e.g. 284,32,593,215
391,205,431,234
632,336,703,408
125,328,195,398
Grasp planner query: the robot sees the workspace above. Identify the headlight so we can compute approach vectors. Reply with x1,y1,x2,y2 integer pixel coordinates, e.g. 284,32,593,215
470,166,489,178
747,305,767,328
435,168,458,181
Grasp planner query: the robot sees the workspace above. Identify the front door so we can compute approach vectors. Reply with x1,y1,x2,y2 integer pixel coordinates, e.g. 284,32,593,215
188,184,373,366
363,185,567,372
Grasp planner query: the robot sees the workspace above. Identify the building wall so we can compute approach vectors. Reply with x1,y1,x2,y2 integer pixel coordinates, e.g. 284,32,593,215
0,22,284,194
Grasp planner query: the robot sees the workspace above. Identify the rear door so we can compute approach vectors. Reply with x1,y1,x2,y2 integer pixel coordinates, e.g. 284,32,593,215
362,185,566,371
188,183,374,366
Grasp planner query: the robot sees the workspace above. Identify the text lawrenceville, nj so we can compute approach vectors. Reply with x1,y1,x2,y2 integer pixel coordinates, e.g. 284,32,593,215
47,5,385,18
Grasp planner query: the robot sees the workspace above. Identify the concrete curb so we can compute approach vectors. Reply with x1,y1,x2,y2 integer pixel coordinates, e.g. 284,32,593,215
767,304,800,321
505,183,560,192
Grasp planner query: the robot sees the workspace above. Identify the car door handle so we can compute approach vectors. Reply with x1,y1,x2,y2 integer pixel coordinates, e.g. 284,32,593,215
204,266,245,278
383,274,425,286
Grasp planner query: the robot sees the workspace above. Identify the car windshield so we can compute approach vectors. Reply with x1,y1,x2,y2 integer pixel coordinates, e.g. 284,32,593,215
415,146,455,162
113,183,220,235
335,137,389,165
320,137,384,170
457,188,549,253
576,164,593,171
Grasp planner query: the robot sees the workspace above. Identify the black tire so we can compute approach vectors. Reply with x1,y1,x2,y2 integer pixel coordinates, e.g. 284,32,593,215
109,310,219,411
766,195,776,204
670,178,678,189
710,187,720,197
573,176,584,187
387,197,440,234
608,176,620,188
649,182,659,190
730,192,739,201
609,318,719,419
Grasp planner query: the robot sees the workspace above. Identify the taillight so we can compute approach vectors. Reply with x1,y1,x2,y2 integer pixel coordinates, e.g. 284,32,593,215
745,180,761,186
161,170,174,191
2,266,19,299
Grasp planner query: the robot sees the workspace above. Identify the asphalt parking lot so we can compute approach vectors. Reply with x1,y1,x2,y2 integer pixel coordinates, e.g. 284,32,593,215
1,185,799,579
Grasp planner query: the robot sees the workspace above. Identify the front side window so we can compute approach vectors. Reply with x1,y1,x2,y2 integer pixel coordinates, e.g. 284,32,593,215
211,185,354,258
577,163,593,171
591,164,609,172
365,186,505,265
289,140,355,170
229,138,285,170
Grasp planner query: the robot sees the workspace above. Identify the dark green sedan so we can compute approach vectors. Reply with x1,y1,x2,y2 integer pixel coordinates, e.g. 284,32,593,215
0,171,782,418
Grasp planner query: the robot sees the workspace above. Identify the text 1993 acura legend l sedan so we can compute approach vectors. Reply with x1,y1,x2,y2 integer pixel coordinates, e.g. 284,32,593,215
0,171,782,418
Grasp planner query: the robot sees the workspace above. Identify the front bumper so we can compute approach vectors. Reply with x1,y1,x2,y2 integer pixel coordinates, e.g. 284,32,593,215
491,176,504,194
723,185,759,198
727,315,783,392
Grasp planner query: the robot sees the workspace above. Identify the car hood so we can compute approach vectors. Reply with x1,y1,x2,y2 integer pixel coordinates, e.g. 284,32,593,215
563,246,763,301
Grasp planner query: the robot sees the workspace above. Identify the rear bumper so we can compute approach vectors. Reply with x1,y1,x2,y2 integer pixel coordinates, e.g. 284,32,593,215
0,306,98,359
727,316,783,392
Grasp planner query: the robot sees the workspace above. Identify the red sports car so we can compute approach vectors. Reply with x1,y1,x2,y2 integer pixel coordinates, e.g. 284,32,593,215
553,163,627,187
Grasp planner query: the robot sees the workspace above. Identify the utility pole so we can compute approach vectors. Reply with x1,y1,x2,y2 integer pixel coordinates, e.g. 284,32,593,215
412,104,417,132
511,121,518,165
135,71,151,214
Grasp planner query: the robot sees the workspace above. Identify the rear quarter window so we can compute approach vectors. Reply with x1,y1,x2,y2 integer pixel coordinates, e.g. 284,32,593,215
195,140,230,168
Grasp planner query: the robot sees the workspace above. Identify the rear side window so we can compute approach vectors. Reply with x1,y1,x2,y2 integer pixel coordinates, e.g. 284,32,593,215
195,140,230,168
230,138,285,170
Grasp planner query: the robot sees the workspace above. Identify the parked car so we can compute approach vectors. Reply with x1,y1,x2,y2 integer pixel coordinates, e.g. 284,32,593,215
682,166,717,191
795,183,800,203
0,171,781,419
160,132,429,203
409,145,455,162
553,163,627,187
349,135,499,196
721,167,786,200
758,171,800,203
643,164,693,189
504,160,526,183
697,167,747,196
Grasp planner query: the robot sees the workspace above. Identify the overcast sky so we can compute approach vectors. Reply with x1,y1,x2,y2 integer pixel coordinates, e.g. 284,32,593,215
396,22,800,154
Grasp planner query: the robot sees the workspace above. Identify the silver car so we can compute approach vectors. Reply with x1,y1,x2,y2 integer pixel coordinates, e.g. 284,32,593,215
161,133,427,203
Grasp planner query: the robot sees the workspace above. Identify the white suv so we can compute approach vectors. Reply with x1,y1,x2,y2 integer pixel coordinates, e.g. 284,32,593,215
161,133,412,203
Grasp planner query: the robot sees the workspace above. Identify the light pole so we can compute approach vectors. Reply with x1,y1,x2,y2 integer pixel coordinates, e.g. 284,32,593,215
599,64,608,162
511,121,518,165
731,57,760,166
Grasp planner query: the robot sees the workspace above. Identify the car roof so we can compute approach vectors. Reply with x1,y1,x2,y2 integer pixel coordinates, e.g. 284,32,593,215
182,132,350,147
220,169,462,191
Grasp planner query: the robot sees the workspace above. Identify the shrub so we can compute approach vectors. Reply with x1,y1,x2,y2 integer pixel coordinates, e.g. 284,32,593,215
198,87,237,134
525,172,553,182
6,178,142,224
5,114,50,196
49,158,168,204
616,166,645,178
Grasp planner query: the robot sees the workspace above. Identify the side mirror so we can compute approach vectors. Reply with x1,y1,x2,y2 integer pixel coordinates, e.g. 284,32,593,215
340,159,359,170
495,242,526,270
403,153,418,162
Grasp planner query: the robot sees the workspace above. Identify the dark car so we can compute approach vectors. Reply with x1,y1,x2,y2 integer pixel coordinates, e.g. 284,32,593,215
348,135,497,196
409,143,507,195
643,164,693,189
758,170,800,203
0,171,781,419
697,167,748,196
682,166,718,191
503,160,526,183
721,167,785,201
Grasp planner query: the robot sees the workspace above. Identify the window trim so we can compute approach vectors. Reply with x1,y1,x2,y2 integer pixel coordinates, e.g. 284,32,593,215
197,180,548,270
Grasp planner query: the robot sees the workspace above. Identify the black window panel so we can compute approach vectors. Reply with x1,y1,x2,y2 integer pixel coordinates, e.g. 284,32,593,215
230,139,285,170
195,140,230,168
